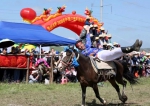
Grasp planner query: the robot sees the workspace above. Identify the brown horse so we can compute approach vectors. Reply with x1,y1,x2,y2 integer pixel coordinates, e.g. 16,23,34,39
58,49,137,106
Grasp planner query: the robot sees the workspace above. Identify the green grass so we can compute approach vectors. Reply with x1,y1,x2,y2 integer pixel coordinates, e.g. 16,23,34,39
0,77,150,106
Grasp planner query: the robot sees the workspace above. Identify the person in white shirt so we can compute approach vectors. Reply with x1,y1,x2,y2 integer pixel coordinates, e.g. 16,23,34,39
29,70,39,83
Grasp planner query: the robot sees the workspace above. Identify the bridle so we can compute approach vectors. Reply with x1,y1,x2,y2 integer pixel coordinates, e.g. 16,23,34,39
61,51,74,67
61,50,80,68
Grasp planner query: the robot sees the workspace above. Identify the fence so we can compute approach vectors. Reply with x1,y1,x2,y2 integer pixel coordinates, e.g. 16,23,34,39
0,54,62,84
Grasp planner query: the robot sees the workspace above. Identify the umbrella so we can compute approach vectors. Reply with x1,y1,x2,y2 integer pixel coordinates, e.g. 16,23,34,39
0,39,15,48
13,43,36,52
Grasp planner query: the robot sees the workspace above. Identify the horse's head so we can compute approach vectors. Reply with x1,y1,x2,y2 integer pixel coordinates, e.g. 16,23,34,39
57,46,76,71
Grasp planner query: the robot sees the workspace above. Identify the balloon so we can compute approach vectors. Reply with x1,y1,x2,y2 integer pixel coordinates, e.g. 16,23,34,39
72,11,76,15
20,8,36,20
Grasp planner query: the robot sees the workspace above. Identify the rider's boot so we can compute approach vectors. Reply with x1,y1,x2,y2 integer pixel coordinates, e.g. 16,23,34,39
121,39,142,53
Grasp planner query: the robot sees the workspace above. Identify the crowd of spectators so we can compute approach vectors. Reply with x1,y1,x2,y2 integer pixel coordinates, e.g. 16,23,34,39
80,16,150,78
0,47,78,84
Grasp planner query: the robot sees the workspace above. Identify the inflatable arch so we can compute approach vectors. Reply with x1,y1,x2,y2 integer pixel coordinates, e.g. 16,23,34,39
20,6,103,35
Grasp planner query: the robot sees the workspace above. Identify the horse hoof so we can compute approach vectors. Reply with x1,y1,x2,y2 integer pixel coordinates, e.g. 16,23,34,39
122,95,128,103
102,98,107,105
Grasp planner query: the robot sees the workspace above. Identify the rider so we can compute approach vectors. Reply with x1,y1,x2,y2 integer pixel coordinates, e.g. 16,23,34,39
75,26,143,62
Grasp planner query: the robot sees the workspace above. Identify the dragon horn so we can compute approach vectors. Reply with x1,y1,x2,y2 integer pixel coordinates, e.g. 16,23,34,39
63,5,66,8
49,8,52,11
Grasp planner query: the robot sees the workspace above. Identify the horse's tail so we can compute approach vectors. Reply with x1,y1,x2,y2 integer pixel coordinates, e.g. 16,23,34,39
121,61,138,84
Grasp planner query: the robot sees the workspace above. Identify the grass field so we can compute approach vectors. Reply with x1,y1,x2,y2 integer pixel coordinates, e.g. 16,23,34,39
0,77,150,106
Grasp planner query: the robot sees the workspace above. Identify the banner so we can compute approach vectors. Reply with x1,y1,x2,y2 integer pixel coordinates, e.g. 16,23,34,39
0,55,33,68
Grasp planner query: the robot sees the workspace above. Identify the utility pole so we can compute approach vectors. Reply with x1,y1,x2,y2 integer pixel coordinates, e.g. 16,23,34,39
100,0,103,22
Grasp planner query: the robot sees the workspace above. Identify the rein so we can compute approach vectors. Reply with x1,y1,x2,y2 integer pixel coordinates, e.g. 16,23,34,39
61,51,80,67
61,53,74,67
76,52,80,60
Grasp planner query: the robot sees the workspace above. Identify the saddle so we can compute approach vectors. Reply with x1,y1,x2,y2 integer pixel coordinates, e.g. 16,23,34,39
89,57,117,79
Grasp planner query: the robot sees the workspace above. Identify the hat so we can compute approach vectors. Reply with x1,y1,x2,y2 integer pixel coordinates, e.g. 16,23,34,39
94,24,98,28
21,49,25,52
86,16,90,19
31,70,38,75
44,51,49,54
113,42,118,46
83,25,89,29
103,42,107,46
107,34,112,38
90,24,93,28
132,51,139,55
99,34,105,38
95,37,99,40
145,53,150,56
90,34,93,37
100,27,105,30
75,40,82,47
107,43,113,47
100,33,107,37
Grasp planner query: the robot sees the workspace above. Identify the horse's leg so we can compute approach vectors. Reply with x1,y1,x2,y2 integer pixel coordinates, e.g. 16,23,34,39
80,84,86,106
115,60,128,103
116,74,128,103
92,84,107,105
108,79,124,102
121,80,128,103
122,80,127,93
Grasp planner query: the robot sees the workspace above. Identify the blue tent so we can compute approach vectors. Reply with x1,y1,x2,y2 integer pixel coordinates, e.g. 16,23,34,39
0,21,76,46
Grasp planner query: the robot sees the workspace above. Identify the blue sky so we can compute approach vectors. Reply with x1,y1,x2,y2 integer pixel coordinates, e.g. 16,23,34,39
0,0,150,50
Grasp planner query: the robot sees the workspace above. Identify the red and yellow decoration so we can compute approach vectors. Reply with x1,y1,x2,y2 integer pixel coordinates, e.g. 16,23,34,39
20,6,103,35
84,8,103,30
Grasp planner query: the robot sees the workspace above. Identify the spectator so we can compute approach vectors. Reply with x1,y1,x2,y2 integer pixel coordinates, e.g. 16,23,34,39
38,60,49,82
29,70,40,83
84,16,93,26
65,67,77,83
1,48,7,55
80,25,88,44
113,42,119,48
0,48,8,82
6,47,16,82
107,34,112,43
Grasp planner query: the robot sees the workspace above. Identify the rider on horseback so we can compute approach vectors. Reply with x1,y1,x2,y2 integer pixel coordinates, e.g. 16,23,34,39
75,25,143,62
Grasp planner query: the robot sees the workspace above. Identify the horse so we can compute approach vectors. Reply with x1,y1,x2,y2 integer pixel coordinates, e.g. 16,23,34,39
58,48,137,106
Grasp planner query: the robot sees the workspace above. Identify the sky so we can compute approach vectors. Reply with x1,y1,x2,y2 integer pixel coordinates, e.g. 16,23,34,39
0,0,150,51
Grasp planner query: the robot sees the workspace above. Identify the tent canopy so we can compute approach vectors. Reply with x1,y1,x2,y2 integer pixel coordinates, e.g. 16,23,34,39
0,21,76,46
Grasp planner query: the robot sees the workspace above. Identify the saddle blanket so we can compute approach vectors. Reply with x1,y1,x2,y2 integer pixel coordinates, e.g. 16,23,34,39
90,57,116,74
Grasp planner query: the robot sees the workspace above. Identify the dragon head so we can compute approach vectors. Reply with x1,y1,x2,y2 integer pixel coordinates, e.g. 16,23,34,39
57,5,66,13
84,8,93,16
43,8,52,15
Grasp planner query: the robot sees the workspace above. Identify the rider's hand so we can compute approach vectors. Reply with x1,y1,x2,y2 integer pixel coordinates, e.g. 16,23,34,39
90,53,94,56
